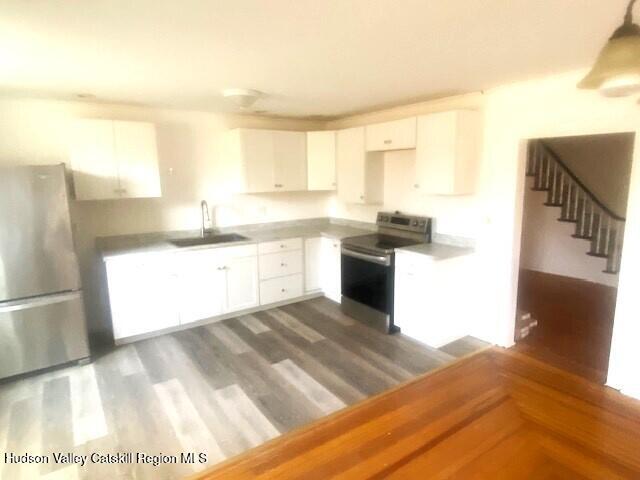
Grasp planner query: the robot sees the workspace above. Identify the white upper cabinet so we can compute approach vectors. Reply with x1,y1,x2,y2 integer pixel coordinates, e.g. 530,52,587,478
306,131,336,191
336,127,383,204
273,130,307,191
365,117,417,152
69,119,161,201
227,129,307,193
414,110,481,195
113,121,162,198
69,119,119,200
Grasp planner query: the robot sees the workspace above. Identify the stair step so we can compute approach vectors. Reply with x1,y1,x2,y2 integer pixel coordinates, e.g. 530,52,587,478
531,187,549,192
557,217,577,223
603,269,619,275
587,251,608,259
544,202,563,207
571,234,592,240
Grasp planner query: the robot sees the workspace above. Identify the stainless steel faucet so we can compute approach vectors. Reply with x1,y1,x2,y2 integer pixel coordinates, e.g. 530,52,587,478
200,200,212,237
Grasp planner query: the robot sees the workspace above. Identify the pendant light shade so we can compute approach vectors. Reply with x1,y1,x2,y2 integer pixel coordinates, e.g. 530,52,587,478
579,0,640,96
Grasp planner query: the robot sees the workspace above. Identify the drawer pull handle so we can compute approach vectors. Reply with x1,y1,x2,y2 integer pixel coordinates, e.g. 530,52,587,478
384,139,392,144
414,184,420,189
280,263,286,267
280,244,286,248
281,288,286,292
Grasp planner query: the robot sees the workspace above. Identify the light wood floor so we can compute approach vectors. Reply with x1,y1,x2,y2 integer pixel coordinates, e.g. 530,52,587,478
197,347,640,479
0,297,480,480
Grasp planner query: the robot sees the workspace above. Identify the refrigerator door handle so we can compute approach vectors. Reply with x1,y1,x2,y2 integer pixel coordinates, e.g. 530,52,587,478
0,291,82,314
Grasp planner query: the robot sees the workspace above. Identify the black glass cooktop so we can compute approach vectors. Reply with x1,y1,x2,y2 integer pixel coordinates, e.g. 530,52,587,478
341,234,423,254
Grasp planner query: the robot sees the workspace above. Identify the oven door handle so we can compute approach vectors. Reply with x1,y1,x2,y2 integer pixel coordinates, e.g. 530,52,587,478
341,247,391,266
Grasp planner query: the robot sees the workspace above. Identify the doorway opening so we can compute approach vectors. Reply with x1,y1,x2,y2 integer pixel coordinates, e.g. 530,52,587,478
514,132,634,383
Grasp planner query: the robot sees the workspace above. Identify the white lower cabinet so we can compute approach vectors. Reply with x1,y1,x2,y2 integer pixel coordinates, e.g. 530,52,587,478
394,250,473,348
106,254,180,341
258,237,304,306
106,244,258,342
320,237,341,303
259,250,303,280
226,255,260,312
106,235,347,342
259,273,304,305
304,237,323,292
177,249,227,325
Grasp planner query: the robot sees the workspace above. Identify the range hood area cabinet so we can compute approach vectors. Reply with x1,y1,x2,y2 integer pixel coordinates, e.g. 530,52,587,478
365,117,417,152
336,126,384,204
413,110,481,195
69,119,161,200
225,128,307,193
306,130,336,191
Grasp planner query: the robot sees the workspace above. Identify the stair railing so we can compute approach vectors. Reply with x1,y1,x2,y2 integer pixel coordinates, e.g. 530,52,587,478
526,140,626,274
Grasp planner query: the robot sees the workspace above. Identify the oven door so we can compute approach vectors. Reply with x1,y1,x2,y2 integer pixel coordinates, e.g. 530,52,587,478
340,247,395,332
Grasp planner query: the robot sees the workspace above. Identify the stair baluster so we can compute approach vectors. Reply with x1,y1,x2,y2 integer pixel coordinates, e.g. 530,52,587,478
527,140,626,274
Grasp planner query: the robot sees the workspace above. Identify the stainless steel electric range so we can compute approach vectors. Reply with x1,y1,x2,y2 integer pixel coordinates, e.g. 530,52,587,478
340,211,432,333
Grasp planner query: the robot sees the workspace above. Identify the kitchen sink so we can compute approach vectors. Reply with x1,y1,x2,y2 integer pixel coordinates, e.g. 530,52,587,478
169,233,249,247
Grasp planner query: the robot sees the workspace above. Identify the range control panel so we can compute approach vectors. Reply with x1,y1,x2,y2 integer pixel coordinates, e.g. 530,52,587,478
376,211,432,237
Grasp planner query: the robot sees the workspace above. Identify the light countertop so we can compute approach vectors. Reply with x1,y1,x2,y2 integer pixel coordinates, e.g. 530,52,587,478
97,220,375,260
396,242,474,261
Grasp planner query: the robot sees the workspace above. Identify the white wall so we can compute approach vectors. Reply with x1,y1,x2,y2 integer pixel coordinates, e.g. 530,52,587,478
520,177,618,287
0,98,327,341
475,71,640,399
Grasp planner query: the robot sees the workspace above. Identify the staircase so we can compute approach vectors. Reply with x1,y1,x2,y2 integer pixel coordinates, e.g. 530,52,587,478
526,140,626,274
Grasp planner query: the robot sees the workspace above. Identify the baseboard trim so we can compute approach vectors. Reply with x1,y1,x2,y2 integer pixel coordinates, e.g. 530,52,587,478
114,292,324,346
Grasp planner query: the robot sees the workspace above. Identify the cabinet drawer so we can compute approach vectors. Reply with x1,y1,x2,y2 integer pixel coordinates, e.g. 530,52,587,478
259,250,303,280
365,117,416,152
258,237,302,254
260,274,304,305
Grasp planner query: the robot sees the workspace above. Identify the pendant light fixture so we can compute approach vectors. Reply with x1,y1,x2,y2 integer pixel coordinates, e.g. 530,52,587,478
578,0,640,96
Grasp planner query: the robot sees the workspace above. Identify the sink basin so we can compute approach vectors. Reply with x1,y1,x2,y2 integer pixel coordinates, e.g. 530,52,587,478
169,233,249,248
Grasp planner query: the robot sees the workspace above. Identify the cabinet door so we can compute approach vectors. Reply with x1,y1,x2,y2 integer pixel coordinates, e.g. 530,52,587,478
307,131,336,190
336,127,366,203
366,117,416,152
225,255,259,313
273,131,307,191
321,238,341,303
304,237,322,292
240,129,276,193
69,119,119,200
415,110,479,195
177,250,227,324
113,121,161,198
106,256,180,340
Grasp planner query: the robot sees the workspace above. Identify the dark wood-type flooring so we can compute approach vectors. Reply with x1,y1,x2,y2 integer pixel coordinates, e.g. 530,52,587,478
515,269,618,383
195,347,640,479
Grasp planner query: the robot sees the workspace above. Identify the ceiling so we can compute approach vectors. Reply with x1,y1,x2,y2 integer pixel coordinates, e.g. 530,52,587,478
0,0,631,118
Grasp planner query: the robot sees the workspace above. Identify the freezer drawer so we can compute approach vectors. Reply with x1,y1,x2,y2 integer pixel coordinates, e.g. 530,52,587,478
0,291,89,379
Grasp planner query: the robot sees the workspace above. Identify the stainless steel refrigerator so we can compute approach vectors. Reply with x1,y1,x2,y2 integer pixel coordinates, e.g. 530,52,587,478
0,164,89,379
